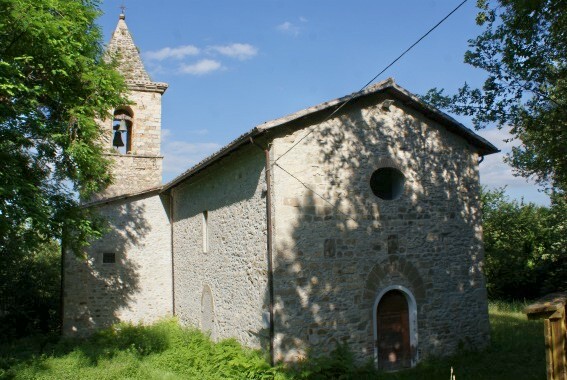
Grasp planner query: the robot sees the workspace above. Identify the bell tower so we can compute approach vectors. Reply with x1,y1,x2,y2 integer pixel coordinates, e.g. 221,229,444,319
96,12,168,200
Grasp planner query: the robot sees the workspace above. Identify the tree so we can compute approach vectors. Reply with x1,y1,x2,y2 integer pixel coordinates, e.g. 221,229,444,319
481,188,566,300
0,239,61,337
0,0,127,334
482,188,548,299
0,0,127,253
424,0,566,194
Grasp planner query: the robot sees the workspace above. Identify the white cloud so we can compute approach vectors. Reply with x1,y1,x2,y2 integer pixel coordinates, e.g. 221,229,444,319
145,45,200,61
299,16,308,23
144,42,257,75
179,59,222,75
146,63,166,76
207,43,258,60
161,128,172,141
162,141,222,179
188,129,209,135
477,127,549,204
477,127,521,187
477,127,515,148
277,21,301,36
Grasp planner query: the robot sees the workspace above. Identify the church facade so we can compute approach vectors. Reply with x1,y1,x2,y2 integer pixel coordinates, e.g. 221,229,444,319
63,14,498,369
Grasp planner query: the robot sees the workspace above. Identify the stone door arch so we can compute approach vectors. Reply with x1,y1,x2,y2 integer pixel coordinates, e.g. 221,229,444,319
373,285,418,370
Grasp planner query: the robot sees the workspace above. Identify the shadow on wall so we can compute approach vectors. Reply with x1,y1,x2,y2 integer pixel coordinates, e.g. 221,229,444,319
171,145,269,349
264,95,489,367
63,197,155,335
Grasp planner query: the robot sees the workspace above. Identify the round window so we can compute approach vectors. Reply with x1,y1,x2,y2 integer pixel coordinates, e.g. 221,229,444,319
370,167,405,200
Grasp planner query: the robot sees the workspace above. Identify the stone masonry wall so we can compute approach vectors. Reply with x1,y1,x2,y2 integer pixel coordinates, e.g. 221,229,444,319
172,145,269,348
106,16,152,83
63,193,172,335
270,94,490,363
96,89,164,200
120,90,163,156
100,154,162,199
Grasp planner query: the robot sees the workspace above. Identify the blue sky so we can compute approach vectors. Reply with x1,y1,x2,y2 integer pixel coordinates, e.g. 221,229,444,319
97,0,549,205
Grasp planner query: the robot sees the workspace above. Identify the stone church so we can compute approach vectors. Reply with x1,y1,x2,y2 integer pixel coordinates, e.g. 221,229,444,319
63,13,499,370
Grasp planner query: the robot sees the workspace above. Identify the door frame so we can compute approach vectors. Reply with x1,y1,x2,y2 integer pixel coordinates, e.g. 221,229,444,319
373,285,418,368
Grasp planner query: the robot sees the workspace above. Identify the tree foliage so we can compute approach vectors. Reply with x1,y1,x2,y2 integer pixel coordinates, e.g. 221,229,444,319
0,0,127,257
0,239,61,338
0,0,127,336
424,0,567,194
482,188,566,300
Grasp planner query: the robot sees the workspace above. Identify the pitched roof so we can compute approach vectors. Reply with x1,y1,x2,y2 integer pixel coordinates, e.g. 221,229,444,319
163,78,499,191
107,14,168,93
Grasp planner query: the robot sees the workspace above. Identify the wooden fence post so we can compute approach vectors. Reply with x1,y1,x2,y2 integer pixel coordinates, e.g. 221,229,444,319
525,292,567,380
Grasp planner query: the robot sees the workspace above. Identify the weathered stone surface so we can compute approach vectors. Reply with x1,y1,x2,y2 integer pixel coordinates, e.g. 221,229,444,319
271,94,490,363
106,15,152,83
64,16,171,335
171,145,269,349
92,15,167,201
94,87,165,200
65,14,491,367
63,193,172,335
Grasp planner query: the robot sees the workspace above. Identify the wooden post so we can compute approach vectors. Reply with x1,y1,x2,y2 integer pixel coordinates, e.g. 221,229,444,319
525,292,567,380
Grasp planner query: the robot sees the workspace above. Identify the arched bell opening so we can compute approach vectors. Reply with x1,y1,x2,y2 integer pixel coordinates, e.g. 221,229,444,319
372,285,418,371
112,108,133,154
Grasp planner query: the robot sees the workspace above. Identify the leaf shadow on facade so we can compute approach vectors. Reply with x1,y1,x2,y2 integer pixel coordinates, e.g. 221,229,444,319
263,96,490,365
63,197,155,336
171,145,270,349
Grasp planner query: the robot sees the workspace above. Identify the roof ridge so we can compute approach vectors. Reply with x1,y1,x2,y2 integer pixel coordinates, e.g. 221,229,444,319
162,79,498,192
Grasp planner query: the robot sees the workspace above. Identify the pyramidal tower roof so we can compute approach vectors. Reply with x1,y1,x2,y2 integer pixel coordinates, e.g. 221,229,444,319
107,13,168,93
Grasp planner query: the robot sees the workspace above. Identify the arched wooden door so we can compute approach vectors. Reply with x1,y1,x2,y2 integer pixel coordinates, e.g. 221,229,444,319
376,290,411,370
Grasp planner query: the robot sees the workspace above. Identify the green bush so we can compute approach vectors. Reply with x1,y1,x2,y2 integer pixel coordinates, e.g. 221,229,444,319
0,239,61,339
482,188,566,300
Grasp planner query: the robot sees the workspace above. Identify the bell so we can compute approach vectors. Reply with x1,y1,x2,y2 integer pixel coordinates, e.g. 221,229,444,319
118,119,128,133
112,131,125,147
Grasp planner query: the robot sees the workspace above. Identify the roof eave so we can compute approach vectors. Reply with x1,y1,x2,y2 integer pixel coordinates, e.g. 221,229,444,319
162,127,266,192
160,78,499,192
257,78,499,156
384,83,499,156
82,185,163,208
126,80,169,94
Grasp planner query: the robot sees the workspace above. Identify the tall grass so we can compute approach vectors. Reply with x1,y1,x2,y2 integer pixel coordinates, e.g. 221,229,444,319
0,319,281,380
379,301,546,380
0,302,546,379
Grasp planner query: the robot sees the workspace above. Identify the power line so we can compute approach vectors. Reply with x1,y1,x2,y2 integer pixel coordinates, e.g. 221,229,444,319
261,1,470,226
248,138,359,224
357,0,469,94
273,162,359,224
273,0,469,165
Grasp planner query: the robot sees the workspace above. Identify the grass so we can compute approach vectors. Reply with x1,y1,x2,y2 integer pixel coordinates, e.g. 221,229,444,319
379,301,546,380
0,302,546,379
0,321,281,380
